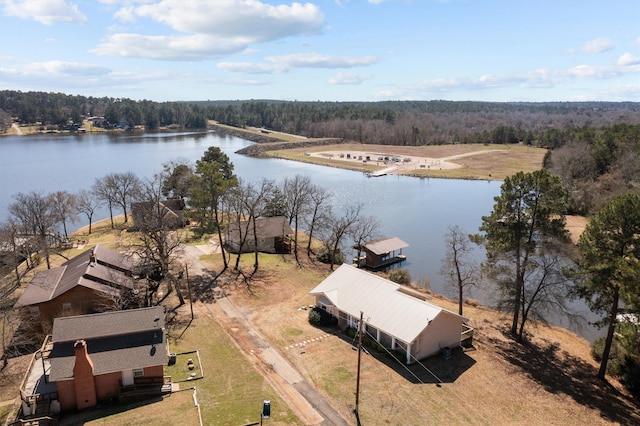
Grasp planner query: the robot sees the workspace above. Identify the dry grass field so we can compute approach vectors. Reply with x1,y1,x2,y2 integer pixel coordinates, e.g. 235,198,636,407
267,142,547,181
225,255,640,426
2,220,638,425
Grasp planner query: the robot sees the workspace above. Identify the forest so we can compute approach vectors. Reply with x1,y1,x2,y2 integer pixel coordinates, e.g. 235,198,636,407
2,90,639,215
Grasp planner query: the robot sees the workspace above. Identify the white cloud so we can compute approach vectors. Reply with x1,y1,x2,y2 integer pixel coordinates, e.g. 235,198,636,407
21,60,110,76
267,53,379,68
218,53,379,74
217,62,285,74
392,60,639,100
618,52,640,66
0,58,183,94
96,0,325,60
569,37,614,53
113,5,136,23
2,0,87,25
92,33,247,60
329,72,371,85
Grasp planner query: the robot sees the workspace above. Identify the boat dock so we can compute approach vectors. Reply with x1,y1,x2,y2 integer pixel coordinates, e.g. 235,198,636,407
368,166,398,177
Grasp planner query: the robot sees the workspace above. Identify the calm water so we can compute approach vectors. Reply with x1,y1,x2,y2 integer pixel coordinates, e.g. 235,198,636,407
0,131,600,340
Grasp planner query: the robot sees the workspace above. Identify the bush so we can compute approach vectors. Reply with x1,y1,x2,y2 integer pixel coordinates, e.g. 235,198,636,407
620,354,640,398
388,268,411,285
591,335,640,398
308,307,337,327
308,309,322,325
316,248,345,265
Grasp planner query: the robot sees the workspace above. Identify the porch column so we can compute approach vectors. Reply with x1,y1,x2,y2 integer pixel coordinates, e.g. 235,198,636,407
405,342,412,364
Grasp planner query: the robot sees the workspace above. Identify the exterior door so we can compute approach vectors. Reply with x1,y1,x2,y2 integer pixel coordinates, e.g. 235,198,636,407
122,369,134,387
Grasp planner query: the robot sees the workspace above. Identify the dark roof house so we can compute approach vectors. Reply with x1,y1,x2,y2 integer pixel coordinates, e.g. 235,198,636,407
14,245,137,325
18,307,169,417
131,199,186,230
225,216,293,254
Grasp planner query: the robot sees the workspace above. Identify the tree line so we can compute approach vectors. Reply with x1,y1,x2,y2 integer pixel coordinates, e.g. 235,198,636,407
442,170,640,397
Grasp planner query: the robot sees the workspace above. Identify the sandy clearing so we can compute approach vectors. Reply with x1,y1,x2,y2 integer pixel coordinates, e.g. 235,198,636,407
308,149,464,174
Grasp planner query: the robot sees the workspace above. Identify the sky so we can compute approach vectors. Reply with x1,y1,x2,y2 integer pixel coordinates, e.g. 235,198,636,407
0,0,639,103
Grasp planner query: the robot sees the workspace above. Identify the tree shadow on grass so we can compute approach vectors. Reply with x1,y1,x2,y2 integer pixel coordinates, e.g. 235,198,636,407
491,332,640,424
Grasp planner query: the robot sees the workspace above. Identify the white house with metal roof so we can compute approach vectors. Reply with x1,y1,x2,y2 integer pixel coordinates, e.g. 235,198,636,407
310,264,469,364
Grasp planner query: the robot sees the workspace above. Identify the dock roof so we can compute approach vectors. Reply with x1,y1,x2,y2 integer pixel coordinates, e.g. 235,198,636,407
362,236,408,255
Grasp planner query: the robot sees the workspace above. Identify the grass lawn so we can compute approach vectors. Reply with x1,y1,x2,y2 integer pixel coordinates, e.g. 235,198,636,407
164,304,299,426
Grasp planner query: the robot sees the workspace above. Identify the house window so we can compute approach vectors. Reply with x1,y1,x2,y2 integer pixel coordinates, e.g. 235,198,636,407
62,303,72,312
133,368,144,377
29,306,40,316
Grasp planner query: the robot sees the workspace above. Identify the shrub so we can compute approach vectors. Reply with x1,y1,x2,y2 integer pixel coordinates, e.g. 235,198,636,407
388,268,411,285
620,354,640,398
308,309,322,325
308,307,337,327
316,248,345,265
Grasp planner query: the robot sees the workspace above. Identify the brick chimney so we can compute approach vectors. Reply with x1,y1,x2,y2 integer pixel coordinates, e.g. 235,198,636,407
72,340,97,410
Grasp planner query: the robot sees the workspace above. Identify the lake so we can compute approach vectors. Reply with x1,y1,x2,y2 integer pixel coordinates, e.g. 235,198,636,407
0,131,600,340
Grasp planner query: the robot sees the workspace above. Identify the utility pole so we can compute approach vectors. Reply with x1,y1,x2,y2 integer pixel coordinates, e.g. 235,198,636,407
354,311,363,426
185,265,194,320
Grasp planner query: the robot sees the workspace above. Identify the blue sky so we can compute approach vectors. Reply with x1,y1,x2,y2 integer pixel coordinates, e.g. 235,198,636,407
0,0,638,102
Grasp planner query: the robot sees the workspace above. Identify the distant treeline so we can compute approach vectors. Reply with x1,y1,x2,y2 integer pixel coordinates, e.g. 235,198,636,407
1,90,639,148
1,90,639,214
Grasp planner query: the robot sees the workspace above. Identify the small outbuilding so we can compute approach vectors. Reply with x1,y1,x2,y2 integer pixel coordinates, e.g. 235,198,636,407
310,264,470,364
353,236,408,270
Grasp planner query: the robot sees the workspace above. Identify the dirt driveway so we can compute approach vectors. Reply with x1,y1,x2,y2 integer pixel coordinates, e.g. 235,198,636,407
181,243,348,425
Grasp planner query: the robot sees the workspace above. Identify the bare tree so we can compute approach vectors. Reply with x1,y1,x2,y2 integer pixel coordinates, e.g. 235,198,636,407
8,191,56,269
225,181,253,270
516,245,576,340
440,225,480,316
0,219,24,283
76,188,99,234
92,175,118,228
225,179,275,276
283,175,312,265
304,184,332,257
323,204,362,271
111,171,142,223
131,173,185,306
350,214,380,265
50,190,78,239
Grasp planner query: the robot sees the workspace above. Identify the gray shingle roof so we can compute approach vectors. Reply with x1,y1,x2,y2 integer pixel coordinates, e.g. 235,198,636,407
49,306,166,381
226,216,293,241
